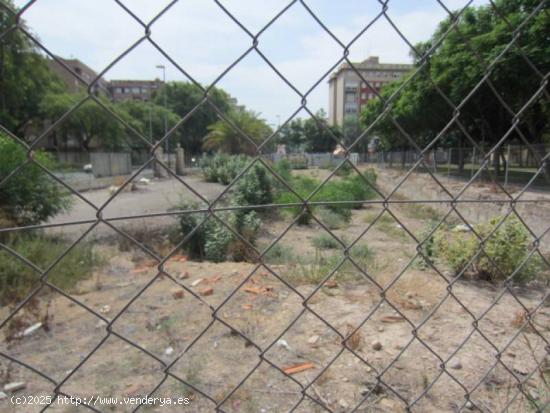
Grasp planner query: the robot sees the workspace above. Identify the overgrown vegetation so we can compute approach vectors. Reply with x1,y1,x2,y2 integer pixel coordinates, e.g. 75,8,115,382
200,153,250,185
0,234,103,305
312,233,341,250
430,216,543,282
0,134,71,227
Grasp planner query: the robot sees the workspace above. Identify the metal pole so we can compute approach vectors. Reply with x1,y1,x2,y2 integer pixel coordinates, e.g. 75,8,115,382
156,65,168,174
471,147,475,179
447,147,451,182
504,144,511,186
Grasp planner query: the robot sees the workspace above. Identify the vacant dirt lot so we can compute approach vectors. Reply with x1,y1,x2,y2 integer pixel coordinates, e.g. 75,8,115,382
1,167,549,412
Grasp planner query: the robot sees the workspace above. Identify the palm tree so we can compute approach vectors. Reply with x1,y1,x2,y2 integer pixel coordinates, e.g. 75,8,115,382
203,109,271,155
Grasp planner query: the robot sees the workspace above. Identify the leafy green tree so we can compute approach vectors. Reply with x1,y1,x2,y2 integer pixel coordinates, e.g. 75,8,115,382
39,93,136,151
154,82,233,154
0,133,70,226
0,0,63,136
203,108,272,155
116,100,181,149
277,110,340,153
361,0,550,175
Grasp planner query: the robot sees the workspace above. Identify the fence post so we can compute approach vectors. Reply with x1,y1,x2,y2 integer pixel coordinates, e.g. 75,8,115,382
153,142,165,178
447,148,452,182
175,143,185,176
504,144,511,186
470,147,476,179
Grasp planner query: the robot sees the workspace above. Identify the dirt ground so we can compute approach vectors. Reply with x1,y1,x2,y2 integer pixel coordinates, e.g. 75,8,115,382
1,167,549,412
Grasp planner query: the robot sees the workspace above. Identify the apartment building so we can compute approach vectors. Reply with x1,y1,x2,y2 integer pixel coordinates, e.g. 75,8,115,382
108,79,162,102
328,56,412,126
46,56,109,96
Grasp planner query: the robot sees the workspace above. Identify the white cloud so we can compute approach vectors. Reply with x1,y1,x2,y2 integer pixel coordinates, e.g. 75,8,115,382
13,0,488,124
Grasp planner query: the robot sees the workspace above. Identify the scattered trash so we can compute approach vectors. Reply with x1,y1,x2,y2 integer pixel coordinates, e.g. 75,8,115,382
452,224,471,232
277,339,291,351
99,305,111,314
283,362,315,375
380,316,405,324
17,322,42,338
165,347,174,356
199,287,214,296
108,185,119,195
138,177,151,185
191,278,203,287
4,382,26,393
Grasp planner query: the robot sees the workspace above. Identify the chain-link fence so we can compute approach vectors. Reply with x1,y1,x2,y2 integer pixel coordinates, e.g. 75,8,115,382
0,0,549,412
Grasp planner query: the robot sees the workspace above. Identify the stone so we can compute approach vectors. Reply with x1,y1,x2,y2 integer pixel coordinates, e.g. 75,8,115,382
325,279,338,289
405,291,415,299
307,335,320,344
231,270,239,276
277,339,291,351
95,320,107,329
199,287,214,296
371,340,382,351
99,304,111,314
465,401,474,410
164,346,174,356
171,289,184,300
338,399,349,408
379,398,399,410
177,272,189,280
377,326,384,333
4,382,25,392
450,360,463,370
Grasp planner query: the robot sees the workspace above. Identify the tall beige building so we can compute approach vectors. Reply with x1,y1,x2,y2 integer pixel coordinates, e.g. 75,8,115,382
328,56,412,126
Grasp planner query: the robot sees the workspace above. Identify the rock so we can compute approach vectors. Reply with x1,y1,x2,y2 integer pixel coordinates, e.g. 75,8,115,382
371,340,382,351
325,279,338,289
394,344,404,351
307,335,320,344
95,320,107,329
199,287,213,296
465,401,474,410
164,346,174,356
4,382,25,392
377,326,384,333
99,304,111,314
405,291,415,299
191,278,203,287
379,398,399,410
171,289,184,300
338,399,349,408
450,360,463,370
231,270,239,276
177,272,189,280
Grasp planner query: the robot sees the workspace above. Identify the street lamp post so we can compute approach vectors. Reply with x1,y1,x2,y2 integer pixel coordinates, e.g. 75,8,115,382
156,64,168,171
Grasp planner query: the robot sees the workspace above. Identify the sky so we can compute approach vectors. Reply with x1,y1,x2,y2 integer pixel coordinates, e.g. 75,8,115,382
13,0,488,125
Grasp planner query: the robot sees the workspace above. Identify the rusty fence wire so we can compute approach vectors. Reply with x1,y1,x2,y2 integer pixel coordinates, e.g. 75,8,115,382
0,0,549,412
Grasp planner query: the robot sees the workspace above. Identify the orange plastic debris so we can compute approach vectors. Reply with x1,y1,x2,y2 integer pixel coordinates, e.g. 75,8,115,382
283,362,315,375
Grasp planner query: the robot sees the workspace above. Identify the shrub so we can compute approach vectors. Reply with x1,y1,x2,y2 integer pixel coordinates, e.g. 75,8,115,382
0,134,71,226
433,216,540,282
275,175,318,225
0,234,103,305
263,243,294,264
200,153,249,185
333,161,352,177
312,233,341,250
178,204,261,262
233,163,273,210
272,159,292,187
318,208,347,230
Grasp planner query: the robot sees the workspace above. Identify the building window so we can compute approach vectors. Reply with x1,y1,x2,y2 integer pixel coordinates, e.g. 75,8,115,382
361,93,366,100
132,87,140,94
368,93,374,100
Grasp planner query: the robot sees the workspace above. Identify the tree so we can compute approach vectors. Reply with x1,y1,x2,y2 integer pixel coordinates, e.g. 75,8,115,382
116,100,181,150
0,133,70,226
277,110,341,153
154,82,233,154
0,0,63,136
39,93,135,151
360,0,550,175
203,109,272,155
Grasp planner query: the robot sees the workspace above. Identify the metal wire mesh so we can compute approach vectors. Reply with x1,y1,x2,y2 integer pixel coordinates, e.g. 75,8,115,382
0,0,549,412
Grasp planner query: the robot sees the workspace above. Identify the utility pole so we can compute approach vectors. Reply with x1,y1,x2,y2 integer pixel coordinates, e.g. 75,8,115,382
156,65,168,172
